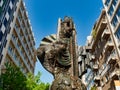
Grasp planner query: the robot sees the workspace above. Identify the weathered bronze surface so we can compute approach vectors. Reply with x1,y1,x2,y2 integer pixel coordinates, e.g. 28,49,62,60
37,17,86,90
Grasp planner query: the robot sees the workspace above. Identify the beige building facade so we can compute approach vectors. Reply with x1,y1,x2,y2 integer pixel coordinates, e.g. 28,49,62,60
86,7,120,90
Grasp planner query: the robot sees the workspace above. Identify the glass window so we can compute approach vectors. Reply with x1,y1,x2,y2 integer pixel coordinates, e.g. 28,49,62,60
0,55,3,64
4,18,7,27
117,7,120,18
0,45,3,54
2,31,7,47
108,5,114,17
8,7,12,15
111,16,118,28
14,53,17,60
3,39,7,48
112,0,118,7
0,31,3,41
11,0,15,4
115,26,120,41
105,0,110,6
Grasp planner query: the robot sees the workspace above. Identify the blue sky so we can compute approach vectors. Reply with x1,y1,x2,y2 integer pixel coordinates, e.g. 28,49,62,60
24,0,103,83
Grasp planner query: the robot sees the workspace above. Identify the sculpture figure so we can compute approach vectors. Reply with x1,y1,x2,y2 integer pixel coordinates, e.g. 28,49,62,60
37,17,86,90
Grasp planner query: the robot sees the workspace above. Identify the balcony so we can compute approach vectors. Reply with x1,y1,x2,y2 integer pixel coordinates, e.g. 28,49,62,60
14,25,20,35
105,42,114,52
14,26,34,67
99,19,107,30
94,75,101,82
93,64,99,71
107,54,117,64
101,81,105,87
7,47,20,66
86,46,92,50
95,18,107,38
85,58,90,67
90,55,96,62
101,65,110,76
17,17,22,25
81,51,87,57
91,19,107,49
11,35,31,72
110,69,120,79
102,29,110,40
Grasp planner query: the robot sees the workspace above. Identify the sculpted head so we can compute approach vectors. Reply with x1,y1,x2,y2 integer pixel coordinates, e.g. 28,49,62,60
59,16,75,38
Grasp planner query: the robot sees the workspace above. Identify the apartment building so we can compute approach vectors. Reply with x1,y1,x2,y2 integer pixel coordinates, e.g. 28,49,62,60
0,0,36,75
102,0,120,89
102,0,120,68
86,8,120,90
78,45,93,88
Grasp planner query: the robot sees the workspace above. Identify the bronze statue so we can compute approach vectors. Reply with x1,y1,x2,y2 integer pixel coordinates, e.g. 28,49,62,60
37,17,86,90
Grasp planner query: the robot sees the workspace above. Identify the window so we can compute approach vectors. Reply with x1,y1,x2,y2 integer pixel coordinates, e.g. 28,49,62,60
112,0,118,7
108,5,114,17
12,33,16,40
11,0,15,4
0,55,3,64
115,26,120,41
8,46,12,51
117,7,120,18
108,38,112,43
8,7,12,15
111,49,116,56
3,39,7,48
105,75,109,82
4,18,7,27
111,16,118,28
0,45,3,54
0,31,3,41
7,25,11,33
2,29,7,43
98,40,101,48
105,0,110,6
8,45,14,56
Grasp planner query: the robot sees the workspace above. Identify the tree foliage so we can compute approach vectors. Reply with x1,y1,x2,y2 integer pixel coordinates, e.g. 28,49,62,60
91,86,97,90
0,63,27,90
26,72,50,90
92,29,96,39
0,63,50,90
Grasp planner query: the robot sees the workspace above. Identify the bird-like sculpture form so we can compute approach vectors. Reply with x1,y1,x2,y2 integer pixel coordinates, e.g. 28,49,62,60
37,17,86,90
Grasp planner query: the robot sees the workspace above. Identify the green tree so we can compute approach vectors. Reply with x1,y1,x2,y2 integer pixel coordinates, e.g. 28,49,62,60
0,63,50,90
92,29,96,39
91,86,97,90
26,72,50,90
0,63,28,90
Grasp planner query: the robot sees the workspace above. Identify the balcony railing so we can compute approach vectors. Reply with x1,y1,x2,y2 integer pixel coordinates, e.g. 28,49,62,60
7,47,19,66
107,54,117,64
90,18,107,50
11,33,31,72
105,41,114,52
90,55,96,62
102,29,110,40
109,69,120,79
94,75,101,82
93,64,99,71
95,18,107,36
101,65,110,77
17,16,22,25
14,25,34,68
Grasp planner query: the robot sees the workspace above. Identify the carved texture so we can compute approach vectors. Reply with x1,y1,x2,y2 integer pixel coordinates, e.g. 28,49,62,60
37,17,86,90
